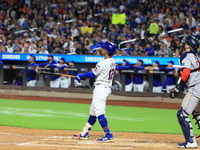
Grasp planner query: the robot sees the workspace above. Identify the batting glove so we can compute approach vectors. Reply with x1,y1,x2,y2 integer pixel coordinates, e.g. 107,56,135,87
75,74,85,82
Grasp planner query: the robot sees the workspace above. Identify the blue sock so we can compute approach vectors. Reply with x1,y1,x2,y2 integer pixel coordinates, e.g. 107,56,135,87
88,115,96,130
98,114,110,134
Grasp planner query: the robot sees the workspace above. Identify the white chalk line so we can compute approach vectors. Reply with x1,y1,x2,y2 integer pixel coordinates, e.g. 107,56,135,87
0,132,48,138
19,145,132,149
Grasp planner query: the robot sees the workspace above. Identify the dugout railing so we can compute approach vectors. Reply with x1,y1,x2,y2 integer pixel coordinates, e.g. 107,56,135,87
0,65,177,93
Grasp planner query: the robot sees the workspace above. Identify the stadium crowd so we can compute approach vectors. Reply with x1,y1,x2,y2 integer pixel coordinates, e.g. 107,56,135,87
0,0,199,57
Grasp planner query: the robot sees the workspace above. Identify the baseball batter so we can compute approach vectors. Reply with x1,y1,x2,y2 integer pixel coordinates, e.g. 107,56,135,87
27,55,37,87
169,35,200,148
73,41,116,142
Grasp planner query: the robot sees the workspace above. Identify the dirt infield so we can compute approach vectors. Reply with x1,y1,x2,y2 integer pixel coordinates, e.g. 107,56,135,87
0,94,195,150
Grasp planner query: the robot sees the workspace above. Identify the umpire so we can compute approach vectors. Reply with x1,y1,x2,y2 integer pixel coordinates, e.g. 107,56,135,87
169,35,200,148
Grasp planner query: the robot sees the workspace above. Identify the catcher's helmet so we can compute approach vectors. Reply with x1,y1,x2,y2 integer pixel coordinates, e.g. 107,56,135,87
183,35,199,54
100,41,116,56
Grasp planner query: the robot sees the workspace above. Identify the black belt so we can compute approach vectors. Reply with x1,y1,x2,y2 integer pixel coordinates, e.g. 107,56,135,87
96,83,111,88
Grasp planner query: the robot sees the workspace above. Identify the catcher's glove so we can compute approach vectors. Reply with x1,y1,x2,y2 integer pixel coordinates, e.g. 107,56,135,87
169,84,184,99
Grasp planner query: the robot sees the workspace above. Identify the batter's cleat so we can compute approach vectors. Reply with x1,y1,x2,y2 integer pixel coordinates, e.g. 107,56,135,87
177,141,198,148
73,132,89,140
97,133,114,142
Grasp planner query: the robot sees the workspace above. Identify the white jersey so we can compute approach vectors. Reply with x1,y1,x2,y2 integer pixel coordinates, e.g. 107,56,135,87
181,52,200,87
93,58,116,87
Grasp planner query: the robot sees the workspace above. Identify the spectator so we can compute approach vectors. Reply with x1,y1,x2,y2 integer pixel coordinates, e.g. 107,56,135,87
132,50,140,56
53,46,62,54
6,42,14,53
186,12,197,31
71,25,79,40
39,46,49,54
31,31,40,42
114,49,122,56
144,42,155,56
123,43,133,56
121,49,129,56
22,17,30,29
158,41,171,57
147,19,160,37
0,0,197,57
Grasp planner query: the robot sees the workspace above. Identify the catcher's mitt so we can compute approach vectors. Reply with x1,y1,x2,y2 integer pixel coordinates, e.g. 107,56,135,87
169,84,184,99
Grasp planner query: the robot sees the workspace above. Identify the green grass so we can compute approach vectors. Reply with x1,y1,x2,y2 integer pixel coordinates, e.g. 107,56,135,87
0,99,198,134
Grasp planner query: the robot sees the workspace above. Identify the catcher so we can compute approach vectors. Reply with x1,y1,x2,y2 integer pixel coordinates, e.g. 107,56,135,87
169,35,200,148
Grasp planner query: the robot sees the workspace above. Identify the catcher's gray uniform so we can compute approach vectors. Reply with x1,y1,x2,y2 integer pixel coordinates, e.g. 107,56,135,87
174,51,200,148
181,53,200,114
171,35,200,148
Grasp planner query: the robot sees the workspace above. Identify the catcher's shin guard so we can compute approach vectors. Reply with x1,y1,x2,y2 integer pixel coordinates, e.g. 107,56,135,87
177,107,194,143
192,111,200,138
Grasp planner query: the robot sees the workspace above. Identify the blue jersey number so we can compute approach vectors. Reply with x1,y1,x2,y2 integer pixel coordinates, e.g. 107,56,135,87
108,69,115,80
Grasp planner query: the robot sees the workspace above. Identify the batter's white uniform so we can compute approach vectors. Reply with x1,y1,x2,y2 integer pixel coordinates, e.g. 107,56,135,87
90,58,116,117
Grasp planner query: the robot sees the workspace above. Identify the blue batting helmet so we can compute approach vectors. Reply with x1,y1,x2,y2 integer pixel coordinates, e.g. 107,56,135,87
100,41,116,56
183,35,199,54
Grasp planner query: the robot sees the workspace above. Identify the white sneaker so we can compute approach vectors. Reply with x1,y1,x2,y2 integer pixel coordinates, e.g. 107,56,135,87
177,141,198,148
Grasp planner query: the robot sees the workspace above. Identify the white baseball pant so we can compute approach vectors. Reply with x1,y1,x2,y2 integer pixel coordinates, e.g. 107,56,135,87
90,84,111,117
60,76,70,88
153,86,162,93
181,84,200,114
27,80,36,87
125,82,133,91
50,78,61,88
133,83,144,92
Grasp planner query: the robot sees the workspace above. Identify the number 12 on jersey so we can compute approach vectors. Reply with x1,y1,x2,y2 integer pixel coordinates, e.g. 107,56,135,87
108,69,115,80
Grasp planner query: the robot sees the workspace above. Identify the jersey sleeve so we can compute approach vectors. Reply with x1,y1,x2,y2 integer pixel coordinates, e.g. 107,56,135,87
92,61,104,76
181,57,191,69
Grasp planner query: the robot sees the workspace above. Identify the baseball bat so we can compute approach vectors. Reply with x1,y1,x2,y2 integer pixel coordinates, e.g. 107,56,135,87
38,71,76,78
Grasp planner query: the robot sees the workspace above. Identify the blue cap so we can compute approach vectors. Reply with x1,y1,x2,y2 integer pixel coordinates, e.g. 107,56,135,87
60,57,65,62
154,60,160,65
30,54,36,61
168,61,174,65
70,60,75,64
137,59,143,64
176,39,182,42
123,60,131,66
111,33,117,36
47,55,54,58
